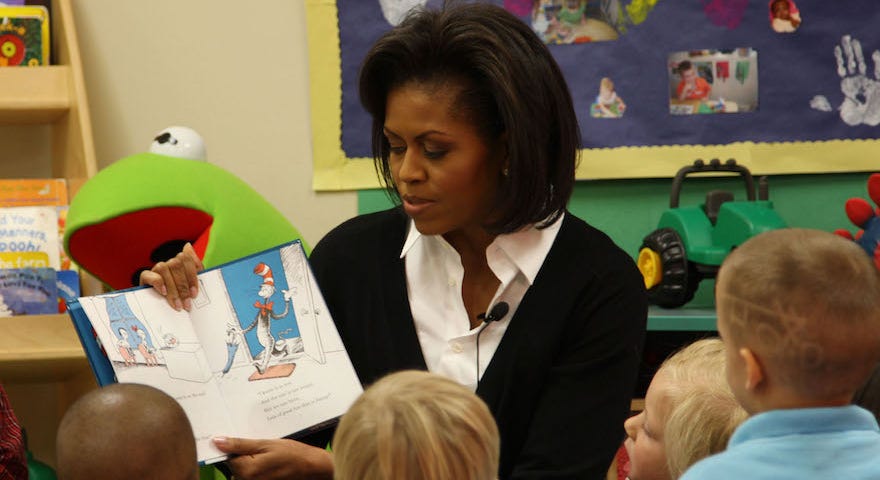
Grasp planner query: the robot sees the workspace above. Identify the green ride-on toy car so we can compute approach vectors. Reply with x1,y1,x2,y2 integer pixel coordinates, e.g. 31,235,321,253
637,159,787,308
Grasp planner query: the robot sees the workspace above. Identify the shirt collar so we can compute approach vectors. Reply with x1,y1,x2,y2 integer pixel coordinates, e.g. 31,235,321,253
494,213,563,284
730,405,879,446
399,213,564,285
400,221,422,258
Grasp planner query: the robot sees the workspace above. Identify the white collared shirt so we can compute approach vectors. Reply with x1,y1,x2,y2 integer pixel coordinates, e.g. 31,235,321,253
401,213,563,391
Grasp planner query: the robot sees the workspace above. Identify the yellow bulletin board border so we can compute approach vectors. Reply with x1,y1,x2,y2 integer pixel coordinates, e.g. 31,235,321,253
305,0,880,192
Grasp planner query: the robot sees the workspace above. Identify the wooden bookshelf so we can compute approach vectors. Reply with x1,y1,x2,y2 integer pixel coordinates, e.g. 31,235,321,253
0,67,69,123
0,0,100,469
0,315,88,381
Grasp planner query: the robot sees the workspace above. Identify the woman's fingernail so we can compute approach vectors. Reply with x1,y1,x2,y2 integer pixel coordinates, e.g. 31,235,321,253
174,299,183,311
183,298,192,312
191,286,198,298
159,285,167,296
212,436,228,447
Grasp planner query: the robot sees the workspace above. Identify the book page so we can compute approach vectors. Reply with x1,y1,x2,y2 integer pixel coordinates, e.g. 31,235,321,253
189,242,363,440
76,288,234,464
71,240,363,463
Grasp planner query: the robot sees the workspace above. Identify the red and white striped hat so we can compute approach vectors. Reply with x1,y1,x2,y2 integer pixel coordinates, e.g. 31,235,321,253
253,262,274,287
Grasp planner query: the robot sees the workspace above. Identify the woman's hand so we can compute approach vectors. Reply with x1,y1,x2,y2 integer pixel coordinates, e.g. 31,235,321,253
213,436,333,480
139,242,204,311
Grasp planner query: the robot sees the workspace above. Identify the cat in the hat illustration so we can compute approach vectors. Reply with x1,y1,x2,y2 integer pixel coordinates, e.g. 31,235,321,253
242,262,294,374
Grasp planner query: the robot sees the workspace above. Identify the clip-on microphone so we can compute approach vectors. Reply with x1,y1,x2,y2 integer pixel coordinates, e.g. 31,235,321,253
476,301,509,388
477,302,509,324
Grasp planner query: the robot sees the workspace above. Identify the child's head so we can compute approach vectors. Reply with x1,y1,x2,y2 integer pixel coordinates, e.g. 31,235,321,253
771,0,791,19
600,77,615,93
56,383,198,480
716,228,880,413
624,338,747,480
677,60,696,81
332,370,500,480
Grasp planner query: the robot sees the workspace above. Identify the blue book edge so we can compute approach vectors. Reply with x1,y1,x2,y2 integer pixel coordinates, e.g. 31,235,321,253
66,298,117,386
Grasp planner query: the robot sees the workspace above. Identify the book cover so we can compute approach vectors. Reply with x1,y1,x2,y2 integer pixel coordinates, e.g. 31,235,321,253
0,5,49,66
57,205,72,270
56,268,79,313
0,206,60,269
0,180,71,271
0,267,58,316
0,251,49,269
0,179,68,207
66,239,363,465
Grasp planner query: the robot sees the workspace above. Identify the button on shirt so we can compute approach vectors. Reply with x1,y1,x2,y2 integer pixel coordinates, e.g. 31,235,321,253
401,214,563,391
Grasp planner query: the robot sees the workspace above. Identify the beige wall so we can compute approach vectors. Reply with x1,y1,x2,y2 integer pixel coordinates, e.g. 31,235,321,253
71,0,357,247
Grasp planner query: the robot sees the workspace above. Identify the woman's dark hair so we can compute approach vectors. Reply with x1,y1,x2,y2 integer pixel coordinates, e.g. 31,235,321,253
358,2,580,233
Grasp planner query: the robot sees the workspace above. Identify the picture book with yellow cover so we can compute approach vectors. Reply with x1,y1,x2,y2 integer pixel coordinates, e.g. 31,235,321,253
0,5,49,66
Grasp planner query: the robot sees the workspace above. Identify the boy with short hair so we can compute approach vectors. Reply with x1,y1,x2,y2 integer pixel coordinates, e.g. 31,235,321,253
56,383,199,480
681,228,880,479
676,60,711,101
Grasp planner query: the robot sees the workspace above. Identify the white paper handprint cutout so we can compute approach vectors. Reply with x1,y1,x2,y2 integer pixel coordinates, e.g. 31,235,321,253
813,35,880,126
378,0,428,26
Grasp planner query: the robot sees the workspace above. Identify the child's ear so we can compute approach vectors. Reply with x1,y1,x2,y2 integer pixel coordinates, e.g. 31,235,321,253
739,347,765,391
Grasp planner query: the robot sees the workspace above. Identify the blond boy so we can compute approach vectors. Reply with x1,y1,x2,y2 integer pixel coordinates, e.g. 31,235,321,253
624,338,747,480
56,383,199,480
681,228,880,479
332,370,500,480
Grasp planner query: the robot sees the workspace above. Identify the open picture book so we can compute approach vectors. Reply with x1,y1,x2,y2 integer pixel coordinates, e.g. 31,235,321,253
66,240,363,465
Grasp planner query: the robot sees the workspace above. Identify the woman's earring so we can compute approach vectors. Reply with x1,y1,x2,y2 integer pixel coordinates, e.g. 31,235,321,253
502,166,509,177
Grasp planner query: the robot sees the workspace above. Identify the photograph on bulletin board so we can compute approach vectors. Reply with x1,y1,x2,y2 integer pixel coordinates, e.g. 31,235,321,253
306,0,880,191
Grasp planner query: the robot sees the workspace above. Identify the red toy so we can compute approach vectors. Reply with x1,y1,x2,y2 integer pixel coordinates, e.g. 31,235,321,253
835,173,880,269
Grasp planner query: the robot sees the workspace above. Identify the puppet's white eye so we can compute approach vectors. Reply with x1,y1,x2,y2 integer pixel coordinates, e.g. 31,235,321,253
149,126,207,161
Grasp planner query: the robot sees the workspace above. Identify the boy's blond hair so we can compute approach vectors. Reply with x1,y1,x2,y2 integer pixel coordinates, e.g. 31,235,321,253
657,338,747,478
56,383,198,480
332,370,500,480
600,77,614,91
717,228,880,401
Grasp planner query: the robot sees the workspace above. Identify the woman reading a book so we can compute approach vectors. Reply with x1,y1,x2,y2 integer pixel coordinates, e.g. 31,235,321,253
141,3,647,478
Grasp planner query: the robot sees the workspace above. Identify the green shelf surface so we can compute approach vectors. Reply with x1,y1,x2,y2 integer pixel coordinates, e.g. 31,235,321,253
648,306,717,331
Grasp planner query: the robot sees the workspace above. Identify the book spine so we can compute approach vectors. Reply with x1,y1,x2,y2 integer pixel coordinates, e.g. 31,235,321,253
66,299,117,385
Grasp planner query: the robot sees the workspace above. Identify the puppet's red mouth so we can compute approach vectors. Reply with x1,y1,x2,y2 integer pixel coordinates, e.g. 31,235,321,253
67,207,213,289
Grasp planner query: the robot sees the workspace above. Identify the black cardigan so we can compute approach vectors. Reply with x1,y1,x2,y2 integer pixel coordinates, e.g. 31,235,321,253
307,208,647,479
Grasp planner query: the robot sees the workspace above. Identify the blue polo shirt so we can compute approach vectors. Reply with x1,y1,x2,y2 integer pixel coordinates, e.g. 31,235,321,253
681,405,880,479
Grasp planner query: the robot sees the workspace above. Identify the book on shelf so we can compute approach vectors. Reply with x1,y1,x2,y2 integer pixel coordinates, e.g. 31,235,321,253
0,179,68,207
66,239,364,465
0,179,83,314
0,205,60,270
0,5,50,67
56,268,79,313
0,178,72,270
0,267,57,316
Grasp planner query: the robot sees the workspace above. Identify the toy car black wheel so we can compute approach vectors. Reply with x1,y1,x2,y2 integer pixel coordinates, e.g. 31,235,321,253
637,228,700,308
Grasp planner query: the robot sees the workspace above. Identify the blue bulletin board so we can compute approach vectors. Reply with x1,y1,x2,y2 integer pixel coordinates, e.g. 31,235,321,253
306,0,880,191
